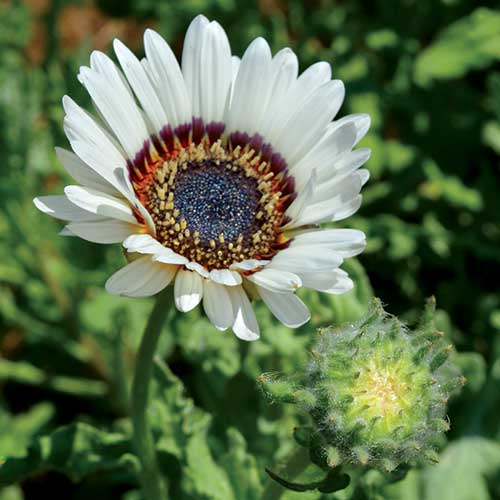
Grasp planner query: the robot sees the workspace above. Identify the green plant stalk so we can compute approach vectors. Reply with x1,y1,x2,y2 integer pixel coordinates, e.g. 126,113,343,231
262,446,311,500
131,288,173,500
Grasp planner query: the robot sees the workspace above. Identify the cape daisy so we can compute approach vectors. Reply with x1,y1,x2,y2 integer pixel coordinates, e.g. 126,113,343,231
34,15,370,341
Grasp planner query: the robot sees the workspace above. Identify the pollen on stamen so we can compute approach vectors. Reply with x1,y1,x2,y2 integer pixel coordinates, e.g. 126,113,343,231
131,123,296,270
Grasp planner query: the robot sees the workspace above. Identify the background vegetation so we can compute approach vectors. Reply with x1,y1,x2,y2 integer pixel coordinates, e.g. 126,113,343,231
0,0,499,498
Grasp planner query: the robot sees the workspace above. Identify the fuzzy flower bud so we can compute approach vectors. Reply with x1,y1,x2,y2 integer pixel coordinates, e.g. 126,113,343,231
259,298,464,471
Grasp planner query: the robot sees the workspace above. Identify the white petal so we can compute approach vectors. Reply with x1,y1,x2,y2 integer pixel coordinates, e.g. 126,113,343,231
358,168,370,186
231,56,241,82
198,21,232,123
59,226,74,236
258,48,299,139
118,172,153,233
285,169,317,223
153,250,190,265
269,246,343,273
123,234,188,265
228,286,260,341
258,288,310,328
226,37,272,136
174,269,203,312
265,61,331,146
289,61,332,100
331,195,363,222
328,113,371,146
123,233,161,254
186,261,210,278
181,15,210,120
67,219,142,244
34,195,102,222
64,185,137,223
112,167,156,236
228,56,240,105
291,122,358,187
202,279,234,331
299,269,354,294
271,48,299,89
246,268,301,293
55,147,118,195
209,269,242,286
317,147,371,185
78,52,149,159
289,174,363,227
308,169,363,206
231,55,240,82
274,80,345,166
230,259,270,271
105,256,177,297
292,228,366,258
114,39,168,135
144,29,192,127
62,96,133,200
88,50,149,138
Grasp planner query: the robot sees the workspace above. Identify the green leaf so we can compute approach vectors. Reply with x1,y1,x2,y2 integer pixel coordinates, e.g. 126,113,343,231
173,315,241,399
0,403,54,458
265,467,349,494
454,352,487,393
421,161,483,212
152,361,262,499
383,470,422,500
415,8,500,86
0,485,23,500
423,437,500,500
0,422,135,486
219,428,263,500
265,467,315,492
0,358,107,398
482,121,500,154
151,359,209,459
365,29,399,50
182,429,235,500
317,472,350,493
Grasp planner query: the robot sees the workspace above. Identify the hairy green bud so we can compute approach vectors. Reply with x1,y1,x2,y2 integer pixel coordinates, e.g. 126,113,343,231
259,298,464,471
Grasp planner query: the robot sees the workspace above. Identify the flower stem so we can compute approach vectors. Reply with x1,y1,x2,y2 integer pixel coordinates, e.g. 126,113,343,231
131,288,173,500
262,446,310,500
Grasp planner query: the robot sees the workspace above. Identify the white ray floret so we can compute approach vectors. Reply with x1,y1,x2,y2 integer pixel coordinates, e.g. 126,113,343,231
34,15,371,341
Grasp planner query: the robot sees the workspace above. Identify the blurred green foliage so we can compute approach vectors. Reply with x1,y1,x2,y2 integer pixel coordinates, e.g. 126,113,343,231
0,0,499,498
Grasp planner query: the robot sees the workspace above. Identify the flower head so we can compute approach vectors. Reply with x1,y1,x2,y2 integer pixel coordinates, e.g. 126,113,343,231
34,15,370,340
259,299,465,470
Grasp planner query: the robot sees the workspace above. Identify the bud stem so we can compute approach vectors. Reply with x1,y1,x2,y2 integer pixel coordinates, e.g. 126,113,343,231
131,288,173,500
262,446,310,500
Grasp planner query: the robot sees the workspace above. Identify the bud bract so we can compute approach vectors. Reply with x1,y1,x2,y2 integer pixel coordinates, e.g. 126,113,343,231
259,299,464,471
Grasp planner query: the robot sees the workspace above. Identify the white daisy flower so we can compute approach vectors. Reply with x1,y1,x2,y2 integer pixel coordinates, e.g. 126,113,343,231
34,15,370,341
